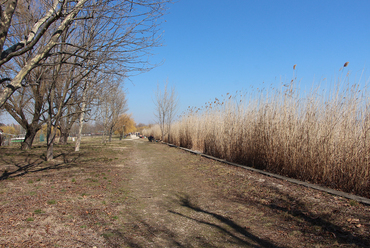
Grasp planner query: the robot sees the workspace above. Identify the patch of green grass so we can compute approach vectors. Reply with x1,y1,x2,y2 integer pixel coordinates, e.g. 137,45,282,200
36,178,41,181
112,216,118,220
47,200,56,205
61,189,66,192
102,200,106,205
72,178,76,183
29,191,36,196
28,179,34,184
34,209,44,214
26,217,34,222
349,200,359,206
80,225,87,228
85,178,98,182
102,232,115,238
103,177,107,180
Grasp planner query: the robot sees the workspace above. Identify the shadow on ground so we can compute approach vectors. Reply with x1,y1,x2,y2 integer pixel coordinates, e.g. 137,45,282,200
101,193,282,248
229,184,370,247
0,150,82,180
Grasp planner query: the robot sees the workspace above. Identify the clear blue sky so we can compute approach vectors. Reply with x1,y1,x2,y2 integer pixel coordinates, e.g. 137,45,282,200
127,0,370,125
1,1,369,125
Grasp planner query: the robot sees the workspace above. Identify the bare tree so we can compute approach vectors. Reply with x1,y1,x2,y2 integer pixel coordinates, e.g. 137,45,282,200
154,82,178,142
0,0,171,107
98,82,128,143
0,0,91,106
75,72,105,151
1,0,171,154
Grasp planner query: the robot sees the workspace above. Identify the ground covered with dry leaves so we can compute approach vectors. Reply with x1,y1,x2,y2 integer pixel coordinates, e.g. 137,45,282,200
0,136,369,247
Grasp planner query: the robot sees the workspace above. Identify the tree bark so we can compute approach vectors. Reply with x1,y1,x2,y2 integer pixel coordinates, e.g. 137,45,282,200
59,131,69,145
21,127,39,150
74,110,85,152
0,0,18,55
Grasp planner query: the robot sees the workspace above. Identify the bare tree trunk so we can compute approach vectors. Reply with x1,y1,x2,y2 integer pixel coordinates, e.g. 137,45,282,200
46,122,57,161
21,127,39,150
108,127,113,142
75,112,84,152
59,131,69,145
75,83,88,151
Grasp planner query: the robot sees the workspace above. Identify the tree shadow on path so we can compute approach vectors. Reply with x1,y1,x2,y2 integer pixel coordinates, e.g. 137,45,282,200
169,194,283,248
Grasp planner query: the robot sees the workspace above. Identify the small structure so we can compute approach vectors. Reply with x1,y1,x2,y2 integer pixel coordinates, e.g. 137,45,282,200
11,136,25,143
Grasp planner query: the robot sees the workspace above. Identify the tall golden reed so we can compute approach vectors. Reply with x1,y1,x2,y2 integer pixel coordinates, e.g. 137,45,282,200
144,72,370,197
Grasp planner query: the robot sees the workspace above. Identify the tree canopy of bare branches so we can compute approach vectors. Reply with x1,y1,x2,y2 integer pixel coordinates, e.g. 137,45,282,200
154,82,178,142
0,0,171,107
0,0,171,154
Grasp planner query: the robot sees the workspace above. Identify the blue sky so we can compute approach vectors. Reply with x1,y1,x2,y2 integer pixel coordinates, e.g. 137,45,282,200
127,0,370,125
1,1,369,125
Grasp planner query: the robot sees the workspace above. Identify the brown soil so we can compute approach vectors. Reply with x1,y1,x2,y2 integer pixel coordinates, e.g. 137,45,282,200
0,137,369,247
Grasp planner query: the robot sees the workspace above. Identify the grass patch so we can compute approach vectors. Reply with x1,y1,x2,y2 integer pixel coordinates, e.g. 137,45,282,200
102,232,115,238
34,209,44,214
47,200,56,205
85,178,98,183
349,200,359,206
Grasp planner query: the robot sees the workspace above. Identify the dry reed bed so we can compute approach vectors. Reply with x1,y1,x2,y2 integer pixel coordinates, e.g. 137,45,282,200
144,78,370,198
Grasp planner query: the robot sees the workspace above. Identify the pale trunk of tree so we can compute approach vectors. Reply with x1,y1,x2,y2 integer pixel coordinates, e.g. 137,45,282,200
75,111,85,152
75,89,88,151
0,0,18,55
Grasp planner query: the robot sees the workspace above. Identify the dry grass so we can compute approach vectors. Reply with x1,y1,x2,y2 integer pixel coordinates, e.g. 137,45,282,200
144,73,370,197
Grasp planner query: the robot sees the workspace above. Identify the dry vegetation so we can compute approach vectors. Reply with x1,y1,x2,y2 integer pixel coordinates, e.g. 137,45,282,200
144,73,370,198
1,136,370,247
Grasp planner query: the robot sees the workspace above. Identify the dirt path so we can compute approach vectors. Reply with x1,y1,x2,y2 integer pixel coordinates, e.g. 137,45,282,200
106,139,370,247
1,138,369,247
113,139,278,247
